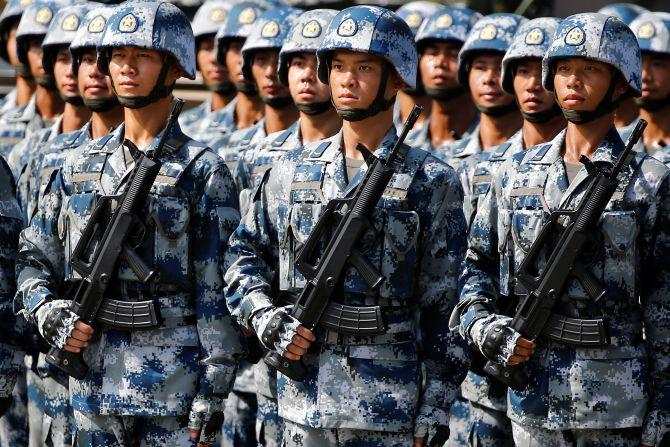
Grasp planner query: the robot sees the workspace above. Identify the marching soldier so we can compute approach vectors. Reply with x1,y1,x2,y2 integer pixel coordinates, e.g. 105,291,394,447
224,6,467,446
451,13,670,447
16,2,243,445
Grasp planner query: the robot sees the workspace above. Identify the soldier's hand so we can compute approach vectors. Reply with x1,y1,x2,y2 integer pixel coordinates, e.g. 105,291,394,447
64,321,94,353
413,436,425,446
283,326,316,361
507,337,535,365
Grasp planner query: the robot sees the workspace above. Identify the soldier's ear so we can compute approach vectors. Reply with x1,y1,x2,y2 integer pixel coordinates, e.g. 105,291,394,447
165,61,182,85
390,70,405,91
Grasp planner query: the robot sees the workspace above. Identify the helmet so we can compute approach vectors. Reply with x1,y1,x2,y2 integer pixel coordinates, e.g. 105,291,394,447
415,6,481,50
457,13,527,87
215,1,267,64
501,17,561,94
317,6,418,89
0,0,34,63
278,9,337,86
191,0,236,42
542,13,641,96
41,4,91,75
630,11,670,57
97,1,196,80
598,3,647,26
16,0,71,65
241,6,302,83
70,7,115,73
396,1,443,35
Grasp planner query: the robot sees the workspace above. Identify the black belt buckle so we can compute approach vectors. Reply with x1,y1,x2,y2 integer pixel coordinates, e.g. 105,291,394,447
95,298,162,330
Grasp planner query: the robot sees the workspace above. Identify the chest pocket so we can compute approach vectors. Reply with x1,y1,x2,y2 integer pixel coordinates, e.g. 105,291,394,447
379,208,420,300
600,209,638,301
59,192,98,280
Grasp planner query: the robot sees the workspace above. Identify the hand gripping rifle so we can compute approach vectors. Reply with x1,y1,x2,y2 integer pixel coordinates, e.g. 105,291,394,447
45,99,185,379
483,119,647,391
264,105,423,381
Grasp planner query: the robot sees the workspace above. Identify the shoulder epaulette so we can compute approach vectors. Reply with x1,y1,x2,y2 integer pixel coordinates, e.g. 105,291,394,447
530,143,552,162
310,141,331,158
272,126,295,147
240,126,258,146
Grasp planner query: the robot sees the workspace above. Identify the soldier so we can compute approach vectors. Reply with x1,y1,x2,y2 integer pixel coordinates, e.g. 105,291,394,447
0,0,37,117
10,4,92,201
443,13,526,172
451,17,566,447
626,12,670,167
16,2,243,446
0,0,71,159
410,6,481,159
394,1,443,132
211,6,301,180
224,5,467,446
209,1,268,145
598,3,647,130
179,0,238,143
451,13,670,447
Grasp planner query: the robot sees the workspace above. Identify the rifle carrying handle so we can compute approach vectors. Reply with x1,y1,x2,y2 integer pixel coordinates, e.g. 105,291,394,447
264,351,307,381
46,346,88,380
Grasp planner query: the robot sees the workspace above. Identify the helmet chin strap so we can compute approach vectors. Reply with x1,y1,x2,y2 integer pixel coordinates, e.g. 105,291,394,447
15,64,33,78
515,96,563,124
425,86,467,101
110,53,175,109
331,62,396,122
635,94,670,112
60,93,84,106
260,95,293,109
475,100,518,117
35,75,57,90
235,81,258,96
296,101,331,115
206,81,236,96
84,96,120,113
556,67,622,124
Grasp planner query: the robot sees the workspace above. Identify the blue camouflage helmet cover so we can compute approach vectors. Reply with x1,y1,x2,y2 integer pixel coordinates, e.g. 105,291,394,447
191,0,236,41
70,7,115,73
630,12,670,57
542,13,642,97
0,0,34,62
457,13,527,87
16,0,72,64
278,9,338,86
316,6,418,89
214,1,268,64
501,17,561,94
97,1,196,80
598,3,647,26
396,1,443,35
41,4,91,74
241,6,302,83
415,6,482,49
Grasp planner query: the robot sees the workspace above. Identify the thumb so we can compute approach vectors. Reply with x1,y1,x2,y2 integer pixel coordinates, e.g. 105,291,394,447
414,436,425,447
190,429,200,441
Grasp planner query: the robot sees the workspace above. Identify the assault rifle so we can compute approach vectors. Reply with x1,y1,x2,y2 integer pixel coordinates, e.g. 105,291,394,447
45,99,185,379
264,105,423,381
483,119,647,390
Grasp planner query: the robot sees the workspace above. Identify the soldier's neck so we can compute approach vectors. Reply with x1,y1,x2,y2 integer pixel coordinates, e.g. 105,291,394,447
210,91,234,112
299,108,341,144
563,114,613,164
35,85,64,122
91,106,124,140
264,103,298,135
613,97,639,128
522,114,566,149
16,75,35,107
398,91,430,128
639,106,670,146
235,91,263,129
429,94,477,146
479,112,522,150
61,103,91,134
342,107,394,160
123,96,173,149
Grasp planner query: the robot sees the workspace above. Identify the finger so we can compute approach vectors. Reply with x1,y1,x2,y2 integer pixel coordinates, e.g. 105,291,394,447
508,354,530,365
190,429,200,441
296,326,316,341
286,344,307,357
63,345,81,353
70,329,93,342
413,436,425,447
74,321,95,334
514,345,534,357
282,351,301,361
65,337,88,348
516,337,535,348
291,334,311,350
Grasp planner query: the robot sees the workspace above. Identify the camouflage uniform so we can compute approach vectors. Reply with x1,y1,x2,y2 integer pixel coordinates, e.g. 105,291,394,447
451,14,670,447
0,0,31,118
225,6,468,446
598,3,647,26
16,2,244,446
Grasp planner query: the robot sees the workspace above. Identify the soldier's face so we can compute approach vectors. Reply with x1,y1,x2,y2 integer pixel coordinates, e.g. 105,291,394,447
513,59,556,115
77,49,114,101
554,58,627,111
641,54,670,102
468,53,514,108
197,35,230,86
108,46,181,97
5,23,20,67
288,52,330,105
26,38,46,78
53,47,78,100
419,41,461,90
329,50,403,110
225,40,244,84
251,49,289,99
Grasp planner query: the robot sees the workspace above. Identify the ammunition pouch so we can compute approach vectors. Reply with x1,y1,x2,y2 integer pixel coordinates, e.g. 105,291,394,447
541,312,610,347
